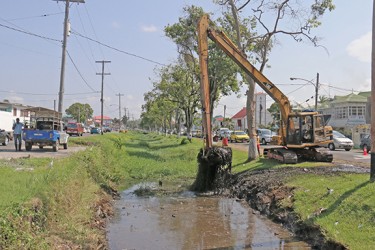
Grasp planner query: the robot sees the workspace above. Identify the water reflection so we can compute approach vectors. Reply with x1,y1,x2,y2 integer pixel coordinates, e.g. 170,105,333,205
107,183,310,250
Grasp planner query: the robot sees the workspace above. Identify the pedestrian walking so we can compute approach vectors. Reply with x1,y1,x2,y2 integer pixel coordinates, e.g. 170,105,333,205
12,118,24,151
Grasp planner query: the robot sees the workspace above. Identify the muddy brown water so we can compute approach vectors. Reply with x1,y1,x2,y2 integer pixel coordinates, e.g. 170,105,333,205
107,183,311,250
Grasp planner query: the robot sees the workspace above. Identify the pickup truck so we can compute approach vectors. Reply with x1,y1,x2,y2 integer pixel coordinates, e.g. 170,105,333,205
22,107,69,152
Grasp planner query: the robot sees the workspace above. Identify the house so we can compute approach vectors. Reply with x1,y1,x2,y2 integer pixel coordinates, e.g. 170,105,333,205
321,92,369,130
213,115,224,128
93,115,112,127
230,92,273,131
0,100,32,132
231,107,247,131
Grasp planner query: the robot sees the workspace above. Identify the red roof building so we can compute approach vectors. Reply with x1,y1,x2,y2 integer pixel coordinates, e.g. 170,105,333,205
231,107,247,131
93,115,112,126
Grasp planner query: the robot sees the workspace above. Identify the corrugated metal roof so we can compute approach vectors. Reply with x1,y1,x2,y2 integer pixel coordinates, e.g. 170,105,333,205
331,93,367,104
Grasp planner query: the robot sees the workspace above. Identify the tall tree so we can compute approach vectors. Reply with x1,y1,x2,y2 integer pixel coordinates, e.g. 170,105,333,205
65,103,93,123
164,5,240,122
215,0,335,160
142,90,176,133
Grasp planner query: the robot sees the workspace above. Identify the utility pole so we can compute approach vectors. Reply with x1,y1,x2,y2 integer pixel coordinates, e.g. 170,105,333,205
96,60,111,135
315,72,319,111
116,93,124,130
56,0,85,113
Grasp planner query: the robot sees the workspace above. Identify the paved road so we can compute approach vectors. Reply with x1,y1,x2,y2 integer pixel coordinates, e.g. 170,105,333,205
225,141,370,166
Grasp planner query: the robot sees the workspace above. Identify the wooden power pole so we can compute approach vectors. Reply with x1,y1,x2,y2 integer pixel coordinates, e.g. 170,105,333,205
96,60,111,135
56,0,85,113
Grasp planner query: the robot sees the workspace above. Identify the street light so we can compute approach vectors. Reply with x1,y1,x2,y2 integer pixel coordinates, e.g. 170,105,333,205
290,72,319,111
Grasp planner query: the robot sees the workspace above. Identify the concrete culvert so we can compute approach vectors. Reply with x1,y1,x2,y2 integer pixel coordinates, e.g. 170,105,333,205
192,146,232,192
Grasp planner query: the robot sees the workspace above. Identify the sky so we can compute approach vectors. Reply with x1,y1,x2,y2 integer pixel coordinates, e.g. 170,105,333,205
0,1,372,120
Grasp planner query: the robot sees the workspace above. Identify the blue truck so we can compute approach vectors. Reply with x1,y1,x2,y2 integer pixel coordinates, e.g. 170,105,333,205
22,107,69,152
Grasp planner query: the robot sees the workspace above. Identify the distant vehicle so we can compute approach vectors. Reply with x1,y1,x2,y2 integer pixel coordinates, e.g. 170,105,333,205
229,131,249,143
325,130,353,151
256,128,272,145
0,129,10,146
66,122,84,137
217,128,230,139
103,126,112,133
83,127,90,133
360,134,371,152
91,127,101,134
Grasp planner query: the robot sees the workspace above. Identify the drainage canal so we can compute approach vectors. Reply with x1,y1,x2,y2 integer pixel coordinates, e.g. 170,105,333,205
107,183,311,249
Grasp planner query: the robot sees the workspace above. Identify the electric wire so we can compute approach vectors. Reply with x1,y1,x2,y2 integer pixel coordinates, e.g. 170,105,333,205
0,90,97,96
76,5,120,95
5,12,64,21
71,30,167,66
66,50,98,92
0,22,61,43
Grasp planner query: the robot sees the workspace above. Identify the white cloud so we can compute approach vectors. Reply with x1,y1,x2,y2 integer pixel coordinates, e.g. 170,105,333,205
346,32,371,63
141,25,158,33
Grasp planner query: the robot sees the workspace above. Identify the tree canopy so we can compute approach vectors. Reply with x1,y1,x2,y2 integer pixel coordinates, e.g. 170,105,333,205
65,103,93,123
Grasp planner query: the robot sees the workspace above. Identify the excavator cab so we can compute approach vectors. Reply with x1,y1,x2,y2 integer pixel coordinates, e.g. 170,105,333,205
286,112,332,147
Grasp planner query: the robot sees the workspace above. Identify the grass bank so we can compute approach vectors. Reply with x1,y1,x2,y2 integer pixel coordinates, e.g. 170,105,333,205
0,131,373,249
286,173,375,249
0,131,234,248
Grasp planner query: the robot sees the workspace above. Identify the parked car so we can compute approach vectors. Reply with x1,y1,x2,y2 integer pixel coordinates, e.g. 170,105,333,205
103,126,112,133
0,129,10,146
217,128,231,139
229,131,249,143
66,122,84,137
326,130,353,151
90,127,101,134
360,134,371,152
256,128,272,145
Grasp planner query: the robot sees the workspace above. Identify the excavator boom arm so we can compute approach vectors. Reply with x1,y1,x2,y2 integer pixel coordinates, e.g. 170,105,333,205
197,15,291,142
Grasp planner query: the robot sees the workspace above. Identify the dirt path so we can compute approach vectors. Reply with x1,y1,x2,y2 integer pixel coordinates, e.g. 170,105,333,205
0,145,86,159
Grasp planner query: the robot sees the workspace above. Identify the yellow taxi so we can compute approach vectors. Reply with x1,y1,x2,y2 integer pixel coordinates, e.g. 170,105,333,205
229,131,250,143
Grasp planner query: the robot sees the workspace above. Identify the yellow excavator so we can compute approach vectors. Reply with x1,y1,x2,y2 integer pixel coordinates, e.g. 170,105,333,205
197,14,333,164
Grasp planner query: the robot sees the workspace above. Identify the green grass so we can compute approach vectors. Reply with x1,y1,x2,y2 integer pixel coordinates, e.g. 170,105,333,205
0,131,373,249
286,173,375,249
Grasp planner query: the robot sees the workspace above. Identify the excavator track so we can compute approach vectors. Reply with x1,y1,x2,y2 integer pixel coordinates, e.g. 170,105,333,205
267,147,333,164
267,148,298,164
300,147,333,162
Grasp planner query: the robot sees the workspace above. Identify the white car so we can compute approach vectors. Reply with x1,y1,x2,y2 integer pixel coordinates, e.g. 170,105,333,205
327,130,353,151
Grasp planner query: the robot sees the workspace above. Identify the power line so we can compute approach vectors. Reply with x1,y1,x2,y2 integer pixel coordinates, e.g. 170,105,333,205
0,90,98,96
4,12,64,21
66,50,98,92
0,22,61,42
71,30,167,66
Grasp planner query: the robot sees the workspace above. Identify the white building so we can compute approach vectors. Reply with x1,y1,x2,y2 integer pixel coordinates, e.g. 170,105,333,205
255,92,273,128
320,92,369,130
0,100,32,132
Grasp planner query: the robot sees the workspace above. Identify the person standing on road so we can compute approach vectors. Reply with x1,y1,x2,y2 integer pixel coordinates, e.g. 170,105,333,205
12,118,24,151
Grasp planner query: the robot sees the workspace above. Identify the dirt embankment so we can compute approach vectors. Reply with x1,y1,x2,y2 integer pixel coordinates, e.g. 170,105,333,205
225,165,369,249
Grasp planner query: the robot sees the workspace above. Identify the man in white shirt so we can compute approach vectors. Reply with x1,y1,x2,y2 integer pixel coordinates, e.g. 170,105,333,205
12,118,24,151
